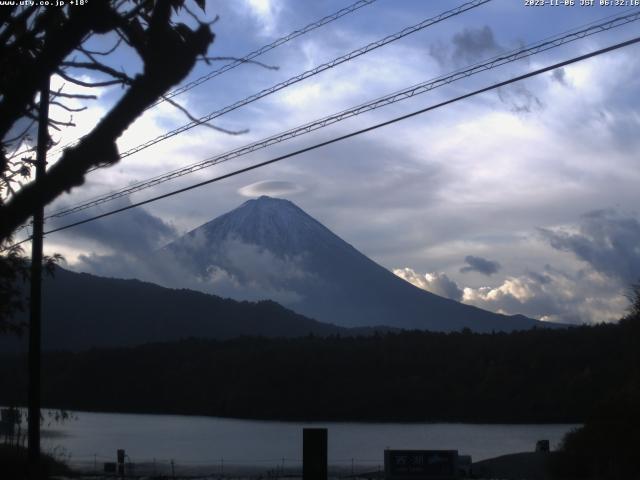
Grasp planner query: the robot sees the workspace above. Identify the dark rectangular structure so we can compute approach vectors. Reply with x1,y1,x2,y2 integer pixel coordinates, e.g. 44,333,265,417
303,428,328,480
384,450,459,480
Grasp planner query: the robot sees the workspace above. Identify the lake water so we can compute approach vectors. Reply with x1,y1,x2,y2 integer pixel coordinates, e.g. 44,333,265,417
33,409,578,473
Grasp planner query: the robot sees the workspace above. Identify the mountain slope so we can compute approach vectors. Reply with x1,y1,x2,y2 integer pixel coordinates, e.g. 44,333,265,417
0,267,348,352
163,196,544,332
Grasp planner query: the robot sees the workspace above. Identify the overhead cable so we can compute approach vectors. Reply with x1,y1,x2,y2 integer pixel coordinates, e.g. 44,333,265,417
107,0,492,160
46,10,640,220
48,0,380,157
8,34,634,249
155,0,379,105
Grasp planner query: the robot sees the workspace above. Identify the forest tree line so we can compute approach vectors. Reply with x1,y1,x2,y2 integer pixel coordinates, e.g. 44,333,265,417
0,314,638,423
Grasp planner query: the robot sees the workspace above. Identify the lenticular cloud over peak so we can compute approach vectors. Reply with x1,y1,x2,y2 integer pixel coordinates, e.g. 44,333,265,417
238,180,304,198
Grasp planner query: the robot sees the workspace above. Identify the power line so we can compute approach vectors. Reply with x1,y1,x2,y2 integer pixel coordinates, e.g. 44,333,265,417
45,9,640,220
154,0,378,106
45,5,639,169
48,0,379,157
44,0,492,214
8,34,636,249
105,0,492,160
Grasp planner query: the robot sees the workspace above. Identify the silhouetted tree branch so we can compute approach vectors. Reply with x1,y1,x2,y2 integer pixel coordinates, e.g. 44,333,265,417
0,0,218,330
0,0,215,242
161,94,249,136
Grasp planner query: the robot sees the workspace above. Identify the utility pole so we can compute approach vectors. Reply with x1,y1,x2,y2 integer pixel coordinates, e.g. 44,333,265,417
28,75,49,478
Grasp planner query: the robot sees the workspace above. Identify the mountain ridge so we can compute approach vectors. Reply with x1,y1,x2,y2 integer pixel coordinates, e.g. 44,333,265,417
162,196,548,332
0,196,556,354
0,266,364,352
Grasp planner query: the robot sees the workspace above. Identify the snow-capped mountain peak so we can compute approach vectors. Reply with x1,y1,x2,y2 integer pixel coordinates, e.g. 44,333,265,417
162,197,543,332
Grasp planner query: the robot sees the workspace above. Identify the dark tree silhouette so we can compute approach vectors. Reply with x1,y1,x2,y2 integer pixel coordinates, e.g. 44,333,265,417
0,0,219,332
0,0,215,242
0,245,28,334
624,283,640,322
549,285,640,479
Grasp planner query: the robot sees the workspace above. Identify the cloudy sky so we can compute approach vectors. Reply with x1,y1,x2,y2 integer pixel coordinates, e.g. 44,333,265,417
29,0,640,324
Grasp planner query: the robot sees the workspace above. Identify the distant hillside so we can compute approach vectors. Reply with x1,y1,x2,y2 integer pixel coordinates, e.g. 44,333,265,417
1,267,350,352
162,196,547,332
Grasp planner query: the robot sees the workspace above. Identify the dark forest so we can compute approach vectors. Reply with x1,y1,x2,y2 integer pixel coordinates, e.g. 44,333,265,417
1,315,638,423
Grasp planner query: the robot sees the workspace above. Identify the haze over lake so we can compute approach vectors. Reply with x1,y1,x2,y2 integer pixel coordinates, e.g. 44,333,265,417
39,410,578,469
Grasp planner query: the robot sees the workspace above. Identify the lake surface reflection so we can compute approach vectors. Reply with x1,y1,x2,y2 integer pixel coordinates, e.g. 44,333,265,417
39,410,577,469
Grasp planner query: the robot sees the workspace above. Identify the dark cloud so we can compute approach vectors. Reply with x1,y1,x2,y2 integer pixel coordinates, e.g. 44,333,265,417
428,26,542,113
451,26,502,65
540,209,640,284
430,26,502,67
497,83,543,114
526,270,552,285
426,272,463,302
52,199,177,254
460,255,501,276
552,68,569,87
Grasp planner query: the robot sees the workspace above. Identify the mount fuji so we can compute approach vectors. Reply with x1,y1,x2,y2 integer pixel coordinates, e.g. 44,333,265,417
161,196,543,332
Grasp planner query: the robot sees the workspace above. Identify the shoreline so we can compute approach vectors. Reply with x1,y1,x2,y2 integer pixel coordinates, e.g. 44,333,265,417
4,403,585,426
61,452,556,480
